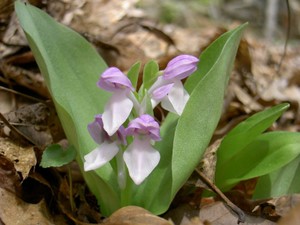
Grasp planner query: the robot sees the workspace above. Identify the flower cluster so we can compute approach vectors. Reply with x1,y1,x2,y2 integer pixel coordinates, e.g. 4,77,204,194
84,55,199,186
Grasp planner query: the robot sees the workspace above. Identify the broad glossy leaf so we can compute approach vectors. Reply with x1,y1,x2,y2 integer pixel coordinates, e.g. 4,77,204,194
15,1,120,215
184,24,244,92
129,24,247,215
253,153,300,199
171,24,247,197
15,1,247,215
216,103,289,169
15,1,109,157
216,131,300,191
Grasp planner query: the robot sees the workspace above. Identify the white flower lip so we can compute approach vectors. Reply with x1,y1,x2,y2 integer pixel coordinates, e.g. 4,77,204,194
123,114,161,185
148,54,198,115
84,115,126,172
123,137,160,185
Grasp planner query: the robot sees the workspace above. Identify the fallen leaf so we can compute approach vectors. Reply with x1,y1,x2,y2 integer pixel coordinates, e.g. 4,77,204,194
0,137,36,180
2,102,64,148
0,90,14,114
277,202,300,225
0,153,22,194
0,187,56,225
21,172,54,204
58,178,103,224
271,194,300,216
0,61,49,97
232,82,262,113
196,139,222,189
199,202,276,225
235,38,252,75
180,216,206,225
164,204,200,225
103,206,173,225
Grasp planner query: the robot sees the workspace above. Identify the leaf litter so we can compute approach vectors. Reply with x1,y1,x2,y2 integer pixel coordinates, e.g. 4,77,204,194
0,0,300,224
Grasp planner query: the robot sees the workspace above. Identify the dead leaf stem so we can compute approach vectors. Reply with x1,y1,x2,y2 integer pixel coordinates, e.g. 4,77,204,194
195,168,246,224
0,112,37,146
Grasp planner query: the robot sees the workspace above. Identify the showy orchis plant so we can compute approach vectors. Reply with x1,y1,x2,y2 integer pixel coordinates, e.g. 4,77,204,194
21,3,300,219
16,3,250,215
84,55,199,186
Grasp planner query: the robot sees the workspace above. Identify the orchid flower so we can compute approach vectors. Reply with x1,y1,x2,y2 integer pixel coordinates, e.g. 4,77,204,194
98,67,135,136
123,114,161,185
84,114,126,171
149,55,199,115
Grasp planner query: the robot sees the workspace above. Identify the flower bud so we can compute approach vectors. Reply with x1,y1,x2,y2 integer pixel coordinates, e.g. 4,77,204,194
163,55,199,80
97,67,134,92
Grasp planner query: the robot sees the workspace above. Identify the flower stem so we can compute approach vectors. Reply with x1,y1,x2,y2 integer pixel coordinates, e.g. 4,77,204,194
68,165,75,212
121,174,133,206
115,149,133,206
116,150,126,190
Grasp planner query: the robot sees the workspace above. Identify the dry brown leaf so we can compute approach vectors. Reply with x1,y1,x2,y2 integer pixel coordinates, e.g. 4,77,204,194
103,206,173,225
180,216,206,225
0,137,36,180
0,187,55,225
0,90,14,114
277,202,300,225
48,0,142,36
0,61,49,98
0,153,22,194
2,12,28,46
199,202,276,225
165,204,200,225
235,38,252,75
232,82,262,113
196,139,222,190
2,103,60,148
58,178,103,224
271,194,300,217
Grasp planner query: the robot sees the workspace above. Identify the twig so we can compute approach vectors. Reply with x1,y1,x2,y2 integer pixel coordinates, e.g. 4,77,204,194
0,86,47,103
0,112,37,146
276,0,291,76
195,168,246,224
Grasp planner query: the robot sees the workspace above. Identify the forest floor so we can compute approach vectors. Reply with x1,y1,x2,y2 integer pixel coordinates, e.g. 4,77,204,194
0,1,300,224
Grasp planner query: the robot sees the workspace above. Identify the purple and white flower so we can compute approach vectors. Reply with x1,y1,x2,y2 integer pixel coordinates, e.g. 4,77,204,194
84,114,126,171
163,54,199,80
84,55,197,186
123,114,161,185
98,67,135,136
149,54,199,115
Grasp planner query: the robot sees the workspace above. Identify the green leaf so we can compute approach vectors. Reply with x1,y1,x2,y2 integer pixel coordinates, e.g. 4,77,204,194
15,1,120,216
127,61,141,90
184,25,243,92
40,144,76,168
141,92,154,116
129,23,248,215
216,103,289,169
253,153,300,199
216,132,300,191
143,60,159,90
15,0,248,215
171,23,248,198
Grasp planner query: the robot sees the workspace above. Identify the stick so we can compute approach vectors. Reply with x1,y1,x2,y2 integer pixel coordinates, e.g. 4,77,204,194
195,168,246,224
